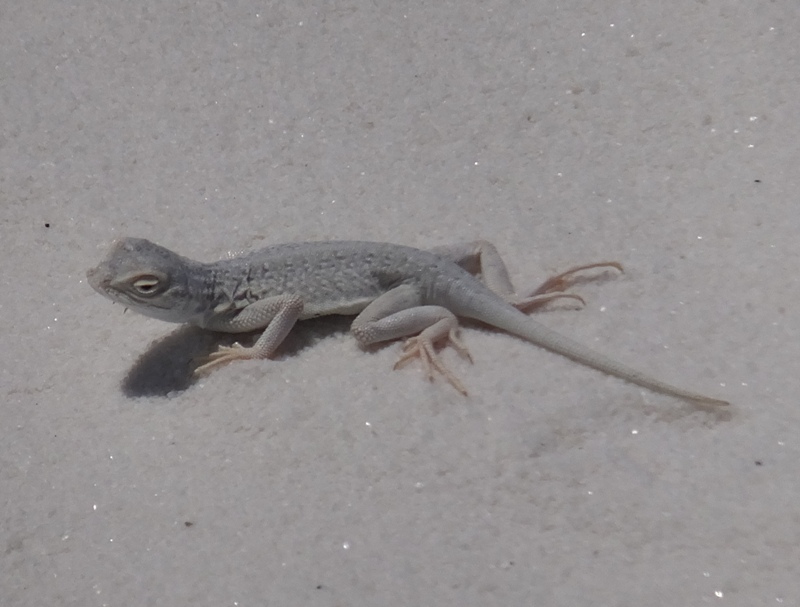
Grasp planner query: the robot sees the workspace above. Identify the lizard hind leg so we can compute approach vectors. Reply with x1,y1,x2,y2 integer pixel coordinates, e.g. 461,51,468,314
512,262,624,313
351,288,473,395
427,240,622,313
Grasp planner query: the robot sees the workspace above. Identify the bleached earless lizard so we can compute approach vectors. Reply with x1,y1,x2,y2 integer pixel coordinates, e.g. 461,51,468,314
87,237,728,406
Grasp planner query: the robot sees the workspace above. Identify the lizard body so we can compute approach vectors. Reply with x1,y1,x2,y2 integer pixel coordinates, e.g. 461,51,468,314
87,237,728,406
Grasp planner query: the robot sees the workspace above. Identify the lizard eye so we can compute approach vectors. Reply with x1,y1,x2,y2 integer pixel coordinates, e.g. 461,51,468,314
132,275,163,296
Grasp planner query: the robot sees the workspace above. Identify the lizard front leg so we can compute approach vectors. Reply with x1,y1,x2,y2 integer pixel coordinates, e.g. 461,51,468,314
194,294,304,374
351,285,471,394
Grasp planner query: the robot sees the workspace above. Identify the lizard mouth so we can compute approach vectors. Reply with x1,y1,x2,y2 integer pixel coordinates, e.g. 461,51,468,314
86,266,105,293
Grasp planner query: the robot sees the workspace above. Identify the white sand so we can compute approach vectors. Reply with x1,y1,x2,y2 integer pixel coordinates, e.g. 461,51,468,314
2,1,797,604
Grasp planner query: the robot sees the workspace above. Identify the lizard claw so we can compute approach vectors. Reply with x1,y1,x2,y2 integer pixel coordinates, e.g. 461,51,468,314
511,292,585,312
194,342,256,375
530,261,623,296
393,328,471,395
512,261,623,312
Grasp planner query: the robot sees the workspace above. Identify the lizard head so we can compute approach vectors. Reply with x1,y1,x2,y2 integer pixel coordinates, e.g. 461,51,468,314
87,237,204,324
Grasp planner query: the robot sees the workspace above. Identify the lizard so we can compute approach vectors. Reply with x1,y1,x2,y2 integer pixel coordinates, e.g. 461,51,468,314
86,237,728,406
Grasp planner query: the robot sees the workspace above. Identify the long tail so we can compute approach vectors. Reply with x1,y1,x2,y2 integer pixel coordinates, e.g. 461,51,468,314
462,295,728,406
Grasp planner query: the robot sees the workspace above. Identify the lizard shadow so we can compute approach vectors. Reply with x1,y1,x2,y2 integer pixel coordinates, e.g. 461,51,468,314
121,316,354,398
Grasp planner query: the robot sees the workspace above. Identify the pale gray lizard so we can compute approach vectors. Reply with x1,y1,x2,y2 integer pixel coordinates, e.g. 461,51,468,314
86,237,728,406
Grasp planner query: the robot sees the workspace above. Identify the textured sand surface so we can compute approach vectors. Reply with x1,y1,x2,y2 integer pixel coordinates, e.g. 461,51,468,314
2,2,796,605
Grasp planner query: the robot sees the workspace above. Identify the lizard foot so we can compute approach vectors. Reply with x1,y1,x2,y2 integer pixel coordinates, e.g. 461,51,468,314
513,261,623,312
393,325,472,395
194,343,258,375
511,291,585,312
